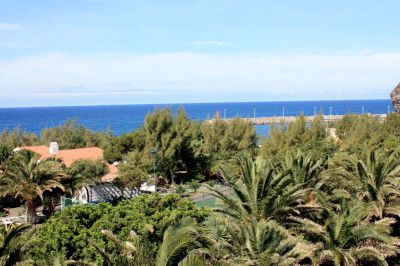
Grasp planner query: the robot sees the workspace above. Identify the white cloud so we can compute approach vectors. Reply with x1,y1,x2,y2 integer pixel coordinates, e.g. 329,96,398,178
0,52,398,105
0,23,20,30
192,40,225,46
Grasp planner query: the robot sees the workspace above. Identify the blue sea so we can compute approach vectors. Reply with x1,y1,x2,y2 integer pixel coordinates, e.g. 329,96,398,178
0,100,392,137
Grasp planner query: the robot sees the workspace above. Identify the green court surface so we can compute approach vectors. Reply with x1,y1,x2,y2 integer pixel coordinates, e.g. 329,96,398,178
195,198,217,208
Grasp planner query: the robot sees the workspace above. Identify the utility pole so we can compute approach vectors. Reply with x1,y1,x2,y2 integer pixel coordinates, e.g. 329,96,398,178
150,149,157,178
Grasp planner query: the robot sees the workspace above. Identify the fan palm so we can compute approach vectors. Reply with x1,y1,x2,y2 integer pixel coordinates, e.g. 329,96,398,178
0,223,30,266
294,199,397,266
0,150,65,223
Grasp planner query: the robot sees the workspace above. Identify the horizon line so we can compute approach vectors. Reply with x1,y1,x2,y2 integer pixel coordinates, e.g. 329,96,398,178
0,98,391,109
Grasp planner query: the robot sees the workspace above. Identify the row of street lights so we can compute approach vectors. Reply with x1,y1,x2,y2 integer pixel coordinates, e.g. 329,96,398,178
222,105,392,121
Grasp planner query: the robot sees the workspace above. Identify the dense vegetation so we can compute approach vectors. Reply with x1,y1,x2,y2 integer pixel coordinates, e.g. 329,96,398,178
1,109,400,265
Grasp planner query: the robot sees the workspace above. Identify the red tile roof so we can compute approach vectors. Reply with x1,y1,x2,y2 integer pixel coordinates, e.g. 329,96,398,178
17,145,118,182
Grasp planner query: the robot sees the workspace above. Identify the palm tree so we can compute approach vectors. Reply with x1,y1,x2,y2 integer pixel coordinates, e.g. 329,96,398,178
156,217,208,266
294,199,397,266
0,150,65,223
92,218,205,266
205,153,317,225
92,229,148,266
278,149,325,189
0,223,30,266
328,149,400,220
200,215,312,266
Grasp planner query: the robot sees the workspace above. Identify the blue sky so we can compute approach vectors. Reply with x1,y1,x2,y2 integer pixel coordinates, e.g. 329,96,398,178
0,0,400,107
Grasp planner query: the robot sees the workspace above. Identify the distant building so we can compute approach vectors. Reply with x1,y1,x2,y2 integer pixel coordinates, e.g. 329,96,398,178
14,143,157,204
15,144,118,182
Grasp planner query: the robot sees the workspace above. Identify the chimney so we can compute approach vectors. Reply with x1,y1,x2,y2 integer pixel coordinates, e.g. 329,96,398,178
49,142,59,155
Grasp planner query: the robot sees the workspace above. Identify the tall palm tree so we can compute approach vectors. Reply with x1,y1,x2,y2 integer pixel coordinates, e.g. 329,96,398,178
293,199,397,266
0,150,65,223
205,153,317,225
0,223,30,266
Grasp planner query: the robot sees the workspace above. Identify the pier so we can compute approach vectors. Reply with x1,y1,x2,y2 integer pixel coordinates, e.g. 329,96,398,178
209,113,388,125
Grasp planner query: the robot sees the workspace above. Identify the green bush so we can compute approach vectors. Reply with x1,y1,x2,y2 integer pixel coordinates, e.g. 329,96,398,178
26,194,209,265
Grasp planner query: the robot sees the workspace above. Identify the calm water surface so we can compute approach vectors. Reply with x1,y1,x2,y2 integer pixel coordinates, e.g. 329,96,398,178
0,100,392,137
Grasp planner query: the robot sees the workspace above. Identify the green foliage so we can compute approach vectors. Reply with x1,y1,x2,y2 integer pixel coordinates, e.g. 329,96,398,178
201,117,256,157
294,199,397,265
189,180,201,192
40,119,112,149
6,109,400,265
64,159,108,196
27,203,110,264
0,144,12,169
260,115,339,160
0,150,65,223
335,114,384,153
103,128,146,163
116,163,148,192
0,128,38,148
66,159,108,182
27,194,209,265
143,108,203,183
0,223,30,266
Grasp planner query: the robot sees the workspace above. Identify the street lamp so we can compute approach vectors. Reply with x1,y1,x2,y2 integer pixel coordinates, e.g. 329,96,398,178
150,148,157,178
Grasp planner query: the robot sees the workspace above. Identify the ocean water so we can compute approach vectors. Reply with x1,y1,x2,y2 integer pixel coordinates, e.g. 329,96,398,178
0,100,392,137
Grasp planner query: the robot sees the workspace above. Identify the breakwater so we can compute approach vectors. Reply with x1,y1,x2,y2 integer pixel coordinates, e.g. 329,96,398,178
209,113,388,125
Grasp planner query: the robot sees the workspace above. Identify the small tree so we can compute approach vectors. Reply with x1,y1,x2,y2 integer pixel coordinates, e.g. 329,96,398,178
116,164,148,196
65,159,108,196
175,185,186,195
190,180,201,193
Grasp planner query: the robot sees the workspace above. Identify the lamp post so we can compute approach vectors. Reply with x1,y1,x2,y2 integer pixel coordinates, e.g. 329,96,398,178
150,149,157,178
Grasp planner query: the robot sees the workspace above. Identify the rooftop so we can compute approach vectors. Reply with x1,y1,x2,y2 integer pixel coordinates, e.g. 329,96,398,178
17,145,118,182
